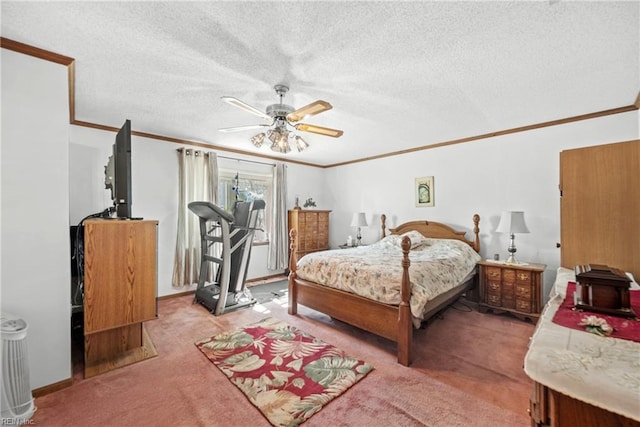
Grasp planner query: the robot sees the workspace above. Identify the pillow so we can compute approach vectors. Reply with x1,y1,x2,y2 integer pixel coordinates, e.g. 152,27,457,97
378,231,430,249
401,230,430,249
378,234,402,247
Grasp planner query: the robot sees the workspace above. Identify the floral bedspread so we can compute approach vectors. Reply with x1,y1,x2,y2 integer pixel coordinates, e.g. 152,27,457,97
295,233,481,323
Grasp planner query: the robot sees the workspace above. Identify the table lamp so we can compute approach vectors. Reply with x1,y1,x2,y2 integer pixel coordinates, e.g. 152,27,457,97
496,211,529,264
350,212,368,246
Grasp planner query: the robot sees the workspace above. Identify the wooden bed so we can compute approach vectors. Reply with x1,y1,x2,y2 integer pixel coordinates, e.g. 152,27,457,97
287,214,480,366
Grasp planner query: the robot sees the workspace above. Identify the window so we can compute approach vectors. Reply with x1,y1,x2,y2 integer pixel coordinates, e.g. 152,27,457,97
217,168,272,243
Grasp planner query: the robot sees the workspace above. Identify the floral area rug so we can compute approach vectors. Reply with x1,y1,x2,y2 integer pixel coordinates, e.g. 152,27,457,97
195,317,374,427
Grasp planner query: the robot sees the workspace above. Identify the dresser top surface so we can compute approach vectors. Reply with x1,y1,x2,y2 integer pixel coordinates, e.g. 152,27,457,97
478,260,546,271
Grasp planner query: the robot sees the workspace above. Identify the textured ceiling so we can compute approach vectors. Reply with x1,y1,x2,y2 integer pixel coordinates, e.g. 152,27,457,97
2,1,638,166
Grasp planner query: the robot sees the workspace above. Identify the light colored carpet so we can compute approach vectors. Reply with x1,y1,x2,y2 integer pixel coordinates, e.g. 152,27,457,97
33,294,534,426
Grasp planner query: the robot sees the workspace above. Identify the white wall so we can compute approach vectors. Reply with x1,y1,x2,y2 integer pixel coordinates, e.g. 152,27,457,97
325,111,639,300
1,49,71,389
286,163,328,211
68,127,325,296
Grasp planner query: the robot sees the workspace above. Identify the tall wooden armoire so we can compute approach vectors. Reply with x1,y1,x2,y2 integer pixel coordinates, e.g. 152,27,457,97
559,139,640,280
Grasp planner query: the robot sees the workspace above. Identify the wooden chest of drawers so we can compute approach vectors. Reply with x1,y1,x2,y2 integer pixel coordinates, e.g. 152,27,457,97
288,209,331,260
478,261,545,322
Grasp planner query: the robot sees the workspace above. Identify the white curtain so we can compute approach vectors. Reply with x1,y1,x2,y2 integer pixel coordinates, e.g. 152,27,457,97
172,149,218,287
268,162,288,270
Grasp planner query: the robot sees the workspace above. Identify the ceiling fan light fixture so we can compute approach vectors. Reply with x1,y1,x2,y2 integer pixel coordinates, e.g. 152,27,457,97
221,85,343,155
278,132,291,153
294,135,309,152
251,132,266,148
266,129,291,153
267,129,279,144
270,139,291,153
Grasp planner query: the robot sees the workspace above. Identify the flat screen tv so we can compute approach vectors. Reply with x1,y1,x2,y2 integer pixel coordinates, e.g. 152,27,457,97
104,120,132,219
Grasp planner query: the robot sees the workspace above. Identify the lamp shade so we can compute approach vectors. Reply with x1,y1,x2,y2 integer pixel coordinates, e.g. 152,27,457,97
496,211,529,234
350,212,368,227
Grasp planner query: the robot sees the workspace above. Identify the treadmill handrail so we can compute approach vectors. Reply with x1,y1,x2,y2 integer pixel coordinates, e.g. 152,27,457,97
188,201,235,223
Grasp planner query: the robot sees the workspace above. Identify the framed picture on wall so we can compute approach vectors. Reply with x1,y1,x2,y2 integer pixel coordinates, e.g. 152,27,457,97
415,176,434,207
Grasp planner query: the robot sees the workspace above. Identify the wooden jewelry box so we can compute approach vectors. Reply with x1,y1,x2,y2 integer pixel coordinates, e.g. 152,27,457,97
574,264,636,319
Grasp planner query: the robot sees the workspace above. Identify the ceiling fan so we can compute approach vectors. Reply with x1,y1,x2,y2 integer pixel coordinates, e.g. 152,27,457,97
219,84,343,153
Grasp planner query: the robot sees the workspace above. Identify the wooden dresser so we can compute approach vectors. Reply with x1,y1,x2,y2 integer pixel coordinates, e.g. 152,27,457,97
477,260,545,322
83,219,158,377
288,209,331,260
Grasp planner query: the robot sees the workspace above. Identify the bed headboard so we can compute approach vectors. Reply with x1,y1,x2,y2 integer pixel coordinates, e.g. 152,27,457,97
381,214,480,253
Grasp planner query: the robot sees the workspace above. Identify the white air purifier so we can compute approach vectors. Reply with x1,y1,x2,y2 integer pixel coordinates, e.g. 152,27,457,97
1,313,35,422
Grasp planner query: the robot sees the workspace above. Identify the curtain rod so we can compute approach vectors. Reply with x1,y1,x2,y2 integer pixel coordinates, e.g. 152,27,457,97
176,148,275,167
218,155,275,167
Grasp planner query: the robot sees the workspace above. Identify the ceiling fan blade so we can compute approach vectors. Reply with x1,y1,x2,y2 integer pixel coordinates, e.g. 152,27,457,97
221,96,271,121
287,100,332,122
295,123,343,138
218,124,271,133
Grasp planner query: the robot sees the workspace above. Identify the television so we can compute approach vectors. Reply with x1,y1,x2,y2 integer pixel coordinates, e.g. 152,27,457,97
104,120,132,219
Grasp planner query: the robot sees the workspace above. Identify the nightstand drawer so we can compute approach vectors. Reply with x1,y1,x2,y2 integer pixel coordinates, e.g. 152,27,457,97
516,271,532,284
502,294,515,309
501,281,515,296
515,284,531,298
486,267,502,280
487,294,501,306
516,299,532,313
488,281,501,294
502,269,516,282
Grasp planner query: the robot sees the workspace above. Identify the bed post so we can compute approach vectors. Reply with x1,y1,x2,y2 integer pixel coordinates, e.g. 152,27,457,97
288,228,298,315
381,214,387,238
398,236,412,366
472,214,480,253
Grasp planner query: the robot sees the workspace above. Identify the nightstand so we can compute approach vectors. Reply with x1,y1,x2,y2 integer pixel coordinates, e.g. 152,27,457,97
477,260,546,322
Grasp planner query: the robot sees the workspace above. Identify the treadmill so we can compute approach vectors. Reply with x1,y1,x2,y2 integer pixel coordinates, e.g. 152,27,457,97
188,199,265,315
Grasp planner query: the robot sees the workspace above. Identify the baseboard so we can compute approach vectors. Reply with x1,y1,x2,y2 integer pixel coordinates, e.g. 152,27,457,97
157,289,195,301
246,272,287,285
32,377,73,398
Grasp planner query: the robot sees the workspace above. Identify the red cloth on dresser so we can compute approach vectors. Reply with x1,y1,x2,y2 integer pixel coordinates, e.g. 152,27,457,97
552,282,640,343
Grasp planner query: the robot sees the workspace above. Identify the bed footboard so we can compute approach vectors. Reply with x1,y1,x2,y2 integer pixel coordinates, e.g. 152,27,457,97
287,228,413,365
